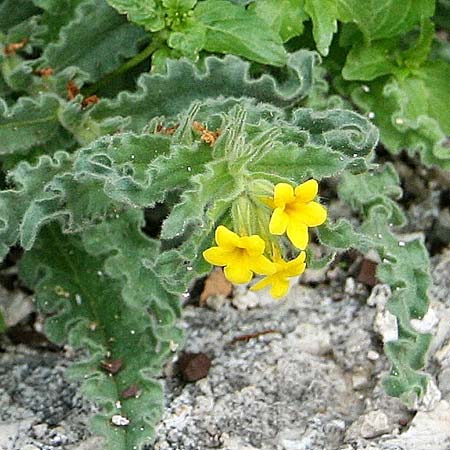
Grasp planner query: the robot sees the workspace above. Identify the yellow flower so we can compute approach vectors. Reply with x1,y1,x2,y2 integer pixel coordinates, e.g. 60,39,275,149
203,225,275,284
251,250,306,299
267,179,327,250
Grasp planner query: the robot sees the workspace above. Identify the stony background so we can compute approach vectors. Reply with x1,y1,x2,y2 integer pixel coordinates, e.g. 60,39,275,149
1,247,449,450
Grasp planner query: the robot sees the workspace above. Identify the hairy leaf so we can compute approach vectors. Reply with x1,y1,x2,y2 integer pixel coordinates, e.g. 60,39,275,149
0,94,63,154
349,61,450,169
89,51,317,132
194,0,287,66
40,0,148,82
335,169,432,401
20,219,182,450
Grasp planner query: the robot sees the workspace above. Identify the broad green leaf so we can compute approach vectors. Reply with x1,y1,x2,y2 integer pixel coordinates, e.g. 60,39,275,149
252,0,308,42
337,0,435,42
89,51,317,132
20,221,181,450
194,0,287,66
0,0,40,32
40,0,148,82
349,61,450,169
304,0,338,56
32,0,87,44
0,94,62,153
342,40,398,81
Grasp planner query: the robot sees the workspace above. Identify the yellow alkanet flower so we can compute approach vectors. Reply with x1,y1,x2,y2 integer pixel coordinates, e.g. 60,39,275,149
251,250,306,299
267,179,327,250
203,225,275,284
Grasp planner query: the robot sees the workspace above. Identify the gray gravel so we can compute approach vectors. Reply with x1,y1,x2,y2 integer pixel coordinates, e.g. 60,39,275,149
1,249,450,450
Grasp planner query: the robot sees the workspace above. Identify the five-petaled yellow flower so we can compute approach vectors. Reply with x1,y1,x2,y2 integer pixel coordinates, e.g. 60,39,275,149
203,225,275,284
251,250,306,299
267,179,327,250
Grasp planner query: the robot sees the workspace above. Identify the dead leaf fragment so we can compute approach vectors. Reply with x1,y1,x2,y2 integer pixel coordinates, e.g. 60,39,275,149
4,38,27,55
67,80,79,100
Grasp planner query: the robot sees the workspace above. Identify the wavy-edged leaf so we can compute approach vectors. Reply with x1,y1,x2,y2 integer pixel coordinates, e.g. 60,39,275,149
89,51,318,132
333,169,432,402
20,219,182,450
39,0,148,82
32,0,87,44
0,0,40,32
0,94,63,153
349,61,450,169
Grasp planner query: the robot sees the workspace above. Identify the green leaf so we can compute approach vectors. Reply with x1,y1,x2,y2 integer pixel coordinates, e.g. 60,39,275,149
106,0,166,32
342,19,435,81
342,39,398,81
317,218,366,250
20,220,182,450
167,19,206,57
304,0,338,56
0,0,40,32
337,0,435,42
40,0,148,82
0,94,62,154
338,163,406,226
89,51,317,132
333,168,433,401
0,309,6,333
32,0,87,45
252,0,308,42
349,61,450,169
0,152,73,258
194,0,287,66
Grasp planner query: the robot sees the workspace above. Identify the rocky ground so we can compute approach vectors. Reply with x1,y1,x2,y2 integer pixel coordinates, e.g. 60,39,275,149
0,244,449,450
1,157,450,450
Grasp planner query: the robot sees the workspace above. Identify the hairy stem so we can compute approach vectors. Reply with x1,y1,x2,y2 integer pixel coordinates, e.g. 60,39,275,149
82,40,160,96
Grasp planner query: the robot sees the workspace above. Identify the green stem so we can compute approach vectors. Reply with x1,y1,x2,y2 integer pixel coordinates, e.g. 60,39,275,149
82,40,160,96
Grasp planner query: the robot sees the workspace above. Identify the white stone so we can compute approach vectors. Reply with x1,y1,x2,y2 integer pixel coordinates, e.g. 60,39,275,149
232,290,260,310
411,379,442,412
345,410,390,440
367,284,391,307
111,414,130,426
410,307,439,334
385,400,450,450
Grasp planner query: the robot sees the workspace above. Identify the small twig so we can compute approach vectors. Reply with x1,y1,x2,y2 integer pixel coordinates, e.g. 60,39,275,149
229,329,280,344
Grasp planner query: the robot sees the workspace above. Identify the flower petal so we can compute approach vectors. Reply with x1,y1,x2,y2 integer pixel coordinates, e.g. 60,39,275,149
215,225,239,250
270,277,290,299
224,264,253,284
239,235,265,256
273,183,295,207
286,222,309,249
291,202,327,227
250,276,272,292
250,255,276,275
294,179,318,202
284,253,306,277
269,208,289,235
203,247,231,266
